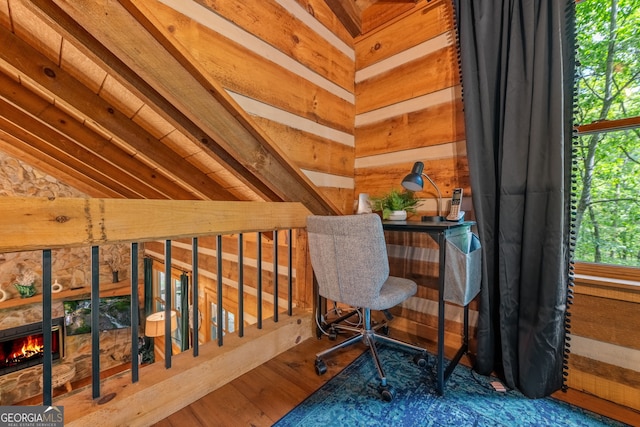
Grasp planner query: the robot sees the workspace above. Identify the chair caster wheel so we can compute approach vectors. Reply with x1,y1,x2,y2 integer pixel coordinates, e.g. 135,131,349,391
379,384,396,402
414,351,428,367
315,359,327,376
328,329,338,341
380,325,389,335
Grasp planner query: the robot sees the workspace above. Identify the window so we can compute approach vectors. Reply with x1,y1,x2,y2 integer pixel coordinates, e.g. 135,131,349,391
153,269,186,350
574,0,640,271
210,302,235,340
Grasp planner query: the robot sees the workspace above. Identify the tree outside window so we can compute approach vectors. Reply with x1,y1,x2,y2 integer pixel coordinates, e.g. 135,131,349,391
574,0,640,267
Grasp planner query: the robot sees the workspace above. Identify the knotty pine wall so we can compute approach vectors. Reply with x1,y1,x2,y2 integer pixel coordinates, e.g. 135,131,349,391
154,0,476,352
150,0,357,214
353,0,475,351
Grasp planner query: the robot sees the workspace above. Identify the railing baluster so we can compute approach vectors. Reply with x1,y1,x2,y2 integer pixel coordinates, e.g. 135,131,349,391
257,232,263,329
164,240,172,369
130,242,139,383
192,237,199,356
216,235,223,346
91,246,100,399
288,229,293,316
42,249,53,406
238,233,244,338
273,230,279,322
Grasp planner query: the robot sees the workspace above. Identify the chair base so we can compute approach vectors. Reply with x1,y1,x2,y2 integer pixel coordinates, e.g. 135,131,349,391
314,308,428,402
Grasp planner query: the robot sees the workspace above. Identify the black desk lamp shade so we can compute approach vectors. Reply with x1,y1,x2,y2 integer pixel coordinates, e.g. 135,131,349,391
401,161,444,221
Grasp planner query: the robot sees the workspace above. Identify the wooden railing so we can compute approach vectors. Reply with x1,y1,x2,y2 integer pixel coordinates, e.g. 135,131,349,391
0,197,313,423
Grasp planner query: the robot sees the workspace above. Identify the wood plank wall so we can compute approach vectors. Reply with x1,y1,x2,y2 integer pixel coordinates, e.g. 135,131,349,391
145,0,357,214
354,0,467,210
353,0,475,350
569,278,640,411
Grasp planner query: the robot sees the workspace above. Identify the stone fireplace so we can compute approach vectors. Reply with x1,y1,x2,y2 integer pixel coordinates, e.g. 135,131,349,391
0,318,64,376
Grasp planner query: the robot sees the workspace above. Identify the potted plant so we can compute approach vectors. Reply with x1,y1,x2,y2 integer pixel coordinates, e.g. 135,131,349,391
14,268,37,298
371,188,419,220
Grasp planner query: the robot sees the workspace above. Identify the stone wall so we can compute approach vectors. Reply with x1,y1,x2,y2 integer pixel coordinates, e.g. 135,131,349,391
0,150,133,405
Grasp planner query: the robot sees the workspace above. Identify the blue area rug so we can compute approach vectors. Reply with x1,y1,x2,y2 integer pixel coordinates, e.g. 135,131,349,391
274,344,628,426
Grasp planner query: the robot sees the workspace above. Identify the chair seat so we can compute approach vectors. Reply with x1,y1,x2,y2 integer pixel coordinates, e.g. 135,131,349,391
368,276,417,311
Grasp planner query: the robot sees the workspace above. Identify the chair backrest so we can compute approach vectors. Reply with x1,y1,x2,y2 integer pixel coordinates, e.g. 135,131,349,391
307,214,390,308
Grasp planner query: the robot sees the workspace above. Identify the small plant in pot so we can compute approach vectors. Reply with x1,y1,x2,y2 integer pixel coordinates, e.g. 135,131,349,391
14,268,37,298
371,188,419,220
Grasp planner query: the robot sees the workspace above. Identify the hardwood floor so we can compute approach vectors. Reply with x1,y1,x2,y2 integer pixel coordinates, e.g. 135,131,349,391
152,334,365,427
152,331,640,427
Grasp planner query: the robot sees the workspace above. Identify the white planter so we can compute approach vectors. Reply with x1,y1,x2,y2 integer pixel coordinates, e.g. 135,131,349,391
388,210,407,221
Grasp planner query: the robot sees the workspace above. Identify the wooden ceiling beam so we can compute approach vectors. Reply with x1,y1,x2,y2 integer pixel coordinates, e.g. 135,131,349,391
324,0,362,37
0,129,121,198
27,0,339,215
0,25,235,201
0,98,146,199
0,71,193,199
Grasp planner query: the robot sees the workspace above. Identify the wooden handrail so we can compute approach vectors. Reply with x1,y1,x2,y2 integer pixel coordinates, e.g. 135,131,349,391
0,197,312,252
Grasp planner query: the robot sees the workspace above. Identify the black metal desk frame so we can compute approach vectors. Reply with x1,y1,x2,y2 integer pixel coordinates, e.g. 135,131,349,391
382,220,475,395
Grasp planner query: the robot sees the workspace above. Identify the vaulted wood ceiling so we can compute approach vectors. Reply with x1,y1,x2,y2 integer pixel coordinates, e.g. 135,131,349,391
0,0,415,215
325,0,418,36
0,0,344,215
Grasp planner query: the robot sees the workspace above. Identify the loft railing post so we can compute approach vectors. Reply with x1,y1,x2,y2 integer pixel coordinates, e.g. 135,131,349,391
238,233,244,337
91,246,100,399
192,237,199,356
130,242,139,383
257,232,263,329
273,230,279,322
216,235,223,346
42,249,53,406
287,229,293,316
164,240,172,369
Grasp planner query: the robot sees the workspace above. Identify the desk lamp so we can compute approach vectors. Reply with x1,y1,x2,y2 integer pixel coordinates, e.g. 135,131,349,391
401,161,444,222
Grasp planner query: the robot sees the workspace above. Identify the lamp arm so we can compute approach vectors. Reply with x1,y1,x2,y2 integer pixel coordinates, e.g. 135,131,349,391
422,173,443,217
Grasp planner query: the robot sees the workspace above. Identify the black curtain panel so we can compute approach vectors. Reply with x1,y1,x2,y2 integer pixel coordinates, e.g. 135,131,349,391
453,0,576,398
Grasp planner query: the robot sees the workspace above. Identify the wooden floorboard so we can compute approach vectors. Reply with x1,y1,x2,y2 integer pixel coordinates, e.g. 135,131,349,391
152,330,640,427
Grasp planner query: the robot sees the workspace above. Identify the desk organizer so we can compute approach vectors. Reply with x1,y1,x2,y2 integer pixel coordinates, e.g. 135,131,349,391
444,232,482,306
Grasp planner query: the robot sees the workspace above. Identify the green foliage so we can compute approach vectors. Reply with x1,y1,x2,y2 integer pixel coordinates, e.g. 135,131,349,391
371,188,419,219
574,0,640,267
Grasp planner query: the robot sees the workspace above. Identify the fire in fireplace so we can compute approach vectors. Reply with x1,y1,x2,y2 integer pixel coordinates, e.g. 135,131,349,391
0,318,64,376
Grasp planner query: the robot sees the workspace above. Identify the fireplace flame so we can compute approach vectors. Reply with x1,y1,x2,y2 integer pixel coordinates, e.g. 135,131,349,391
18,336,44,358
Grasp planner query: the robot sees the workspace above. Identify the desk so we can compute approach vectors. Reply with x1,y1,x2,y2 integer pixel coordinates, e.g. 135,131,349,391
382,219,475,395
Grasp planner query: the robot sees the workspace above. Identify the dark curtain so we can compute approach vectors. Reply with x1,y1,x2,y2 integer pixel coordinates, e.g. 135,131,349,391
180,272,189,351
453,0,575,398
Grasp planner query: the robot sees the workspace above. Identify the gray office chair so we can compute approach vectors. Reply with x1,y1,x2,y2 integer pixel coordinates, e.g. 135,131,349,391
307,214,428,401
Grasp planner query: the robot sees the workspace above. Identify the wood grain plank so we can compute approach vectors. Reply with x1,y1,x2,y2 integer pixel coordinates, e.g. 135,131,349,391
354,158,471,202
360,1,416,35
0,197,311,252
194,0,354,93
355,99,465,157
291,0,354,47
571,293,640,350
253,116,355,178
137,0,354,134
356,46,459,114
356,0,451,69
